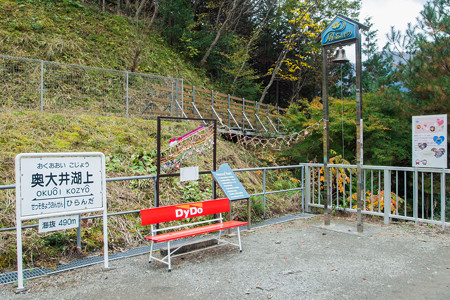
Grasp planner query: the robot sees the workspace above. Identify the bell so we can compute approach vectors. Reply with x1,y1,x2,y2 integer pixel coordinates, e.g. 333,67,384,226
332,48,349,64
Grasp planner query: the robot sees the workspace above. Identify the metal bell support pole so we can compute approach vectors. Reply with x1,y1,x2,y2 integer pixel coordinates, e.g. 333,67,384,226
322,49,331,226
355,33,364,233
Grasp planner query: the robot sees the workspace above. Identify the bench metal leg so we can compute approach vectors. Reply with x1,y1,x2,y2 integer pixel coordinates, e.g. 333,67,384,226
167,241,171,272
237,227,242,252
149,241,154,263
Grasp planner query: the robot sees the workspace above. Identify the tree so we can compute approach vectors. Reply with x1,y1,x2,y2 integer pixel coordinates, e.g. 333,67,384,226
361,18,396,93
386,0,449,115
229,1,276,94
257,0,361,104
199,0,254,67
130,0,161,72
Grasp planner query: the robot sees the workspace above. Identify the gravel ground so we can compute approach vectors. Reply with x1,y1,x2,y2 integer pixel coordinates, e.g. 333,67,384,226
1,216,449,300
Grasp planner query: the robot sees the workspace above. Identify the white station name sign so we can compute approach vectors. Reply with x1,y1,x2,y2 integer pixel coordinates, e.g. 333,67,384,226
16,153,105,218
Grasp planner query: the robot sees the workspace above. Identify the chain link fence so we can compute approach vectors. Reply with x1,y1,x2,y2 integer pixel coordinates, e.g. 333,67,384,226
0,54,183,118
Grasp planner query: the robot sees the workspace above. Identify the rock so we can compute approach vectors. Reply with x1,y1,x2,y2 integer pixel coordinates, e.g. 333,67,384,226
281,269,302,275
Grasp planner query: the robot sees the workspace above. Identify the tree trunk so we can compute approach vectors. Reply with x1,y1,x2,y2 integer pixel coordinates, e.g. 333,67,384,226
135,0,148,19
200,23,228,67
200,0,244,67
149,0,159,27
258,4,314,103
258,41,292,103
231,2,274,93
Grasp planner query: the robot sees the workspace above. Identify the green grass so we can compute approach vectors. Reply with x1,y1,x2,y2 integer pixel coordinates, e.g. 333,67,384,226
0,0,208,86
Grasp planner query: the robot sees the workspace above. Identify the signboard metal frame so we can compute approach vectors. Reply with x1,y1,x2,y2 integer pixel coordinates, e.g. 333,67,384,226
156,117,217,207
15,152,109,291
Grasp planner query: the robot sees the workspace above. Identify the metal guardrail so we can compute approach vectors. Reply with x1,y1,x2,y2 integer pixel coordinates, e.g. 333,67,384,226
0,165,304,233
2,163,448,232
301,163,449,229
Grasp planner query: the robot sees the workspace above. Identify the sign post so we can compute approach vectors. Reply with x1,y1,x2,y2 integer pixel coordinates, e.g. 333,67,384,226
15,152,108,291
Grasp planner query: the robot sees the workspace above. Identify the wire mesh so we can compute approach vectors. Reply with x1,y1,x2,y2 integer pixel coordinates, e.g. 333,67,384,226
0,55,181,117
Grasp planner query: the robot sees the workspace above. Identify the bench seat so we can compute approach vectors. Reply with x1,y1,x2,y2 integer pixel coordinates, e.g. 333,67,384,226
141,198,247,271
144,220,247,243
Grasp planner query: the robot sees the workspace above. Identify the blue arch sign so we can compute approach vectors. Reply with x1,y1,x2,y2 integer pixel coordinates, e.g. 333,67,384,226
321,15,363,47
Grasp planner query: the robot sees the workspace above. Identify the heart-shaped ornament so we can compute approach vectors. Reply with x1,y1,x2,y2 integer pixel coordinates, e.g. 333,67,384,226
433,136,445,145
418,143,427,150
434,148,445,158
437,119,444,126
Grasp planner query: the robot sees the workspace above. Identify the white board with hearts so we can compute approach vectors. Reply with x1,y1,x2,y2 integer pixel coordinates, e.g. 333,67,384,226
412,114,447,168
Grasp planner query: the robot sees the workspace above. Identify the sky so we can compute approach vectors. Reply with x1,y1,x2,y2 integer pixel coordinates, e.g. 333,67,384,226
345,0,428,62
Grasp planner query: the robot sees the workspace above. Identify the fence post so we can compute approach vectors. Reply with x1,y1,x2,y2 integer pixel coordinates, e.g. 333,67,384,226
171,81,175,117
76,215,81,248
192,86,196,118
305,165,311,212
125,71,129,118
228,94,231,128
211,90,214,119
151,87,154,111
384,169,391,224
413,169,418,224
441,170,446,230
154,177,158,208
277,106,280,132
180,78,183,114
242,97,245,131
263,168,266,218
247,197,251,230
255,101,258,131
40,60,44,112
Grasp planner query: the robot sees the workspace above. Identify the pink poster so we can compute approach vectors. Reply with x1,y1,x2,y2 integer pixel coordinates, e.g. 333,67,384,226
412,114,447,168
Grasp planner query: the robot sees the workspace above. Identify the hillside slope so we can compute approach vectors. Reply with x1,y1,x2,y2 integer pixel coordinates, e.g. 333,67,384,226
0,0,208,86
0,112,300,272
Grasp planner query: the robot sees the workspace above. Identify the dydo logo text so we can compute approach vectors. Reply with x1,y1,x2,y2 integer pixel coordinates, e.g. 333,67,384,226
175,203,203,218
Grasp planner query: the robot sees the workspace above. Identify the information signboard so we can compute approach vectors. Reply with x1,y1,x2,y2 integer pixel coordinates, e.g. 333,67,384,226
211,163,249,200
412,114,447,168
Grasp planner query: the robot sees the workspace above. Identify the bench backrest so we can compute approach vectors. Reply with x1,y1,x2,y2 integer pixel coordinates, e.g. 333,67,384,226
141,198,230,226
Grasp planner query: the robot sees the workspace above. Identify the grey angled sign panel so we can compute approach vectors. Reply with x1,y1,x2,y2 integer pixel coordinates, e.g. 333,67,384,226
212,163,250,200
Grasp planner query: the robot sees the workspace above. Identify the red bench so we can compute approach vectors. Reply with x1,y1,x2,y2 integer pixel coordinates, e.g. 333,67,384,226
140,198,248,271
